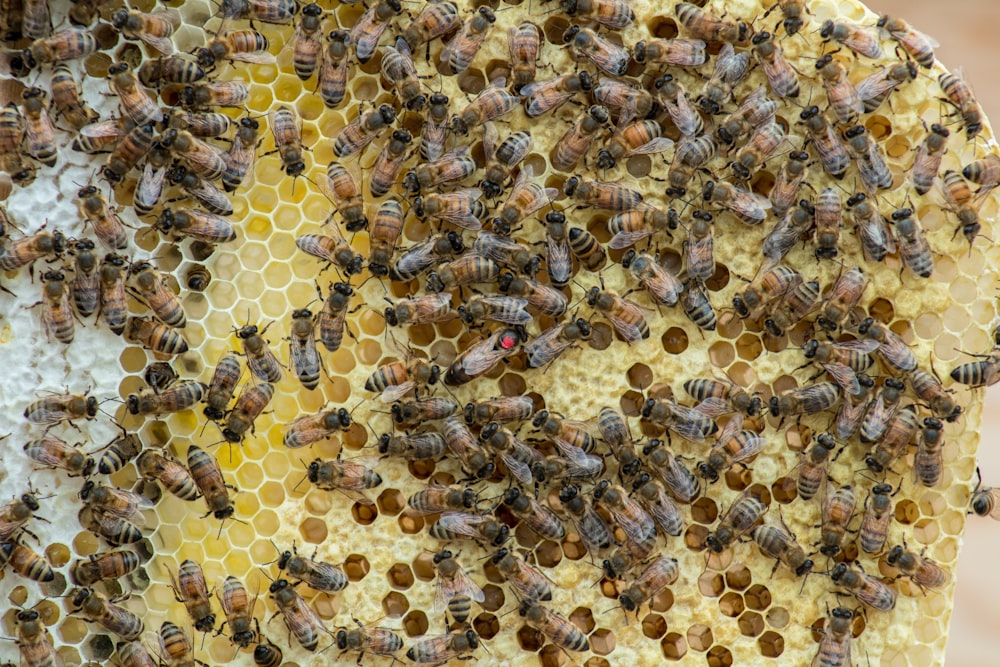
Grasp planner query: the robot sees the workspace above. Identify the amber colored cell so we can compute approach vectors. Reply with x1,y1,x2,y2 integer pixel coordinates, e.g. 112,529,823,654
481,584,505,612
538,644,565,667
719,592,745,617
569,606,596,634
650,587,674,613
590,629,615,655
386,563,414,590
647,16,679,38
643,613,667,639
724,467,752,491
766,606,790,629
735,333,763,361
725,565,752,590
770,476,797,504
691,497,719,524
706,645,734,667
744,584,772,611
869,297,895,323
517,624,545,652
498,372,528,396
403,610,428,637
627,362,653,389
706,263,730,291
709,341,736,368
698,571,725,597
342,554,370,582
411,551,436,582
350,501,378,525
562,534,587,561
661,327,689,354
299,517,327,544
382,591,409,617
407,459,436,480
662,632,688,660
738,611,765,637
589,322,615,351
865,114,892,139
397,509,425,535
44,543,71,568
896,499,920,524
584,658,611,667
686,624,714,652
377,488,405,515
535,540,563,568
759,630,785,658
685,525,709,550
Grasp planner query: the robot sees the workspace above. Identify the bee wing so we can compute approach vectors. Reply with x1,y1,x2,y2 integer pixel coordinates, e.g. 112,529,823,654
667,92,700,137
227,50,277,65
188,181,234,215
857,210,896,259
731,432,765,462
139,32,175,55
554,440,603,475
627,137,675,156
668,419,710,442
733,190,772,220
693,396,731,417
393,240,437,277
841,27,882,59
435,512,487,538
483,295,532,324
482,121,499,161
609,228,654,250
500,452,534,486
855,70,899,105
643,489,684,536
525,327,572,368
716,412,744,444
381,380,415,403
835,399,869,440
457,334,506,375
546,234,572,285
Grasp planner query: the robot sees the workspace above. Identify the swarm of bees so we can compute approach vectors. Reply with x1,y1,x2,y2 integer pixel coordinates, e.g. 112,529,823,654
0,0,998,666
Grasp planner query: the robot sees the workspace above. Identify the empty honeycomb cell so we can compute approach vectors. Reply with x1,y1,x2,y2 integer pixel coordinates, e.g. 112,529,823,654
386,562,414,590
759,630,785,658
766,606,790,629
724,468,753,491
649,586,674,614
698,572,725,598
914,518,940,545
919,491,948,517
705,549,733,573
771,476,797,503
643,613,668,640
298,516,327,544
343,554,371,581
590,628,616,655
709,340,736,368
725,565,752,591
403,609,429,638
706,644,734,667
56,616,88,644
719,592,746,618
687,624,714,653
744,584,772,611
518,624,545,652
661,327,689,355
735,333,763,361
570,607,597,635
350,501,378,525
627,362,653,389
381,590,409,618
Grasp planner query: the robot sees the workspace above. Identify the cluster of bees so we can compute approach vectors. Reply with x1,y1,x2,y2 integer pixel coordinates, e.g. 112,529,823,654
0,0,998,665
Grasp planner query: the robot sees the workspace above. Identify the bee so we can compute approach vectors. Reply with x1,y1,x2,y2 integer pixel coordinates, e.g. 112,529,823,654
430,512,508,545
24,391,96,426
369,129,411,197
819,484,856,557
831,563,897,611
220,0,296,23
524,318,591,368
445,327,522,387
562,25,628,76
700,43,750,114
631,473,684,536
106,62,163,127
769,382,840,418
197,29,273,69
136,450,200,501
426,253,499,292
909,368,960,421
594,479,656,543
859,317,918,375
914,417,945,488
797,433,836,501
318,30,351,108
421,92,451,161
598,120,673,170
520,73,591,122
732,119,785,181
733,264,802,319
858,482,895,555
269,578,328,651
608,205,677,249
352,0,403,63
127,381,207,417
550,104,608,173
405,147,476,194
414,190,488,232
802,337,877,377
70,587,144,640
480,126,531,199
508,21,541,91
464,395,533,425
31,271,73,343
316,282,354,351
705,487,768,553
76,186,128,250
292,3,322,80
377,431,447,460
123,317,188,356
942,169,986,245
296,232,365,276
558,484,613,553
640,442,695,506
157,621,195,667
334,104,395,159
16,609,58,667
223,382,274,443
452,78,521,136
111,9,174,54
70,550,141,586
495,165,558,233
813,606,854,667
516,603,589,652
282,407,351,449
819,19,882,59
684,377,761,417
908,124,950,195
441,6,495,75
886,207,933,278
401,0,460,52
763,204,810,268
24,434,95,477
769,151,809,219
859,377,908,442
680,279,715,331
962,154,1000,190
844,125,893,194
502,487,565,541
18,28,100,72
98,432,143,475
495,271,566,317
407,629,480,665
20,0,50,39
138,56,206,87
817,266,867,331
277,543,349,592
132,142,171,218
586,285,650,342
174,81,251,109
380,37,425,111
166,165,234,215
391,233,465,282
14,88,54,169
432,549,484,624
188,445,235,520
618,556,679,618
0,492,42,543
155,207,235,246
868,405,921,476
265,106,306,179
539,211,572,287
698,413,764,482
168,559,216,633
203,353,241,421
144,362,179,392
129,261,185,328
675,2,748,44
335,621,404,662
796,108,847,181
753,521,813,577
939,71,983,138
856,62,917,113
951,351,1000,388
846,193,894,263
703,179,771,225
288,309,321,390
457,295,530,327
0,540,53,582
306,456,382,501
161,127,228,183
750,31,799,98
236,322,283,383
365,356,440,402
878,15,938,68
218,576,257,648
102,122,156,185
633,37,705,68
532,410,595,454
593,78,655,123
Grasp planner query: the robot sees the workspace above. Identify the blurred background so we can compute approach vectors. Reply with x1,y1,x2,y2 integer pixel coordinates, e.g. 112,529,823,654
860,1,1000,664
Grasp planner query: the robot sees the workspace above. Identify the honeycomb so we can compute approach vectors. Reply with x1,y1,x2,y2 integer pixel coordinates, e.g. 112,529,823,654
0,0,997,665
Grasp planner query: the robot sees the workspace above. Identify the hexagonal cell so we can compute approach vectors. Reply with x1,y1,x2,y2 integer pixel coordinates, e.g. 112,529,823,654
650,587,674,613
382,591,409,618
386,563,414,590
686,624,713,652
719,592,745,618
569,607,596,635
473,612,501,641
685,524,709,550
759,630,785,658
590,628,615,655
376,488,405,515
739,611,765,637
642,613,667,639
343,554,370,581
691,497,719,524
725,565,752,590
350,500,378,525
745,584,772,611
403,610,428,638
698,571,724,597
535,540,562,568
517,624,544,652
481,584,505,612
662,632,688,660
561,534,587,561
706,645,734,667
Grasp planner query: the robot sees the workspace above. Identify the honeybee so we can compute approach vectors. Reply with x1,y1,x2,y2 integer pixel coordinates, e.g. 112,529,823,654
198,29,273,69
23,434,91,477
269,578,328,651
391,233,465,282
31,271,73,343
820,19,882,59
607,205,677,249
586,286,649,342
913,417,945,488
415,190,489,232
306,456,382,501
112,9,174,54
502,487,565,541
562,0,633,28
130,261,185,328
700,42,750,114
432,549,484,625
557,484,613,553
765,0,808,35
732,120,784,180
749,31,798,98
677,278,715,330
519,73,592,119
813,606,854,667
125,317,190,356
441,6,495,75
319,30,351,108
802,336,877,378
173,81,250,109
451,78,521,135
633,37,705,68
18,28,99,73
733,264,802,319
887,207,932,278
705,487,768,553
403,0,461,46
539,211,572,287
365,356,440,402
0,227,63,272
352,0,403,63
508,21,541,90
107,62,163,127
698,413,764,482
136,450,200,501
457,293,531,328
619,250,680,307
316,282,354,351
223,382,274,443
795,433,837,501
157,621,196,667
684,377,760,417
909,368,960,421
334,104,395,158
203,353,241,421
144,362,179,392
24,391,96,426
405,147,475,194
288,308,321,390
631,473,684,536
277,543,349,592
942,168,986,246
16,609,58,667
845,193,894,263
479,423,539,486
675,2,748,44
377,430,448,460
236,322,283,383
97,433,142,475
335,621,404,662
70,587,144,640
703,180,771,225
70,549,141,586
292,3,322,80
524,318,591,368
429,513,508,545
909,124,950,195
618,555,679,617
593,479,656,544
15,88,54,169
162,127,228,182
138,55,206,87
127,381,206,417
859,317,918,375
859,377,908,442
951,350,1000,388
188,445,235,520
479,126,530,200
297,231,365,276
769,382,840,418
844,125,893,194
267,105,306,179
167,166,234,215
869,405,921,476
369,129,411,197
496,166,558,234
831,562,897,611
407,629,479,665
118,639,157,667
168,559,216,632
220,0,296,23
601,120,674,171
818,484,856,557
282,407,351,449
155,207,236,246
0,540,53,582
445,327,523,387
518,603,589,652
464,396,532,426
857,482,894,555
132,142,171,218
421,92,451,161
878,15,938,69
797,107,848,180
381,37,425,111
817,266,867,331
76,186,128,250
551,104,609,172
217,575,257,648
753,521,813,577
769,152,809,219
857,62,917,113
102,122,156,185
939,71,983,138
